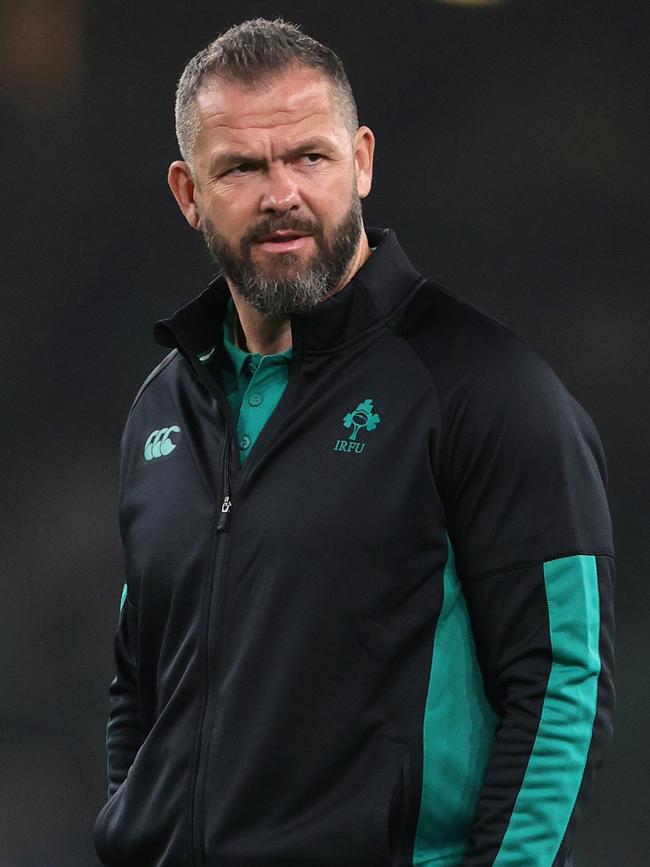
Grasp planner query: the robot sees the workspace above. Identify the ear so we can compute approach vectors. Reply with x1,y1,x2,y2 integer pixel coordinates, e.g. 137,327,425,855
353,125,375,199
168,161,202,230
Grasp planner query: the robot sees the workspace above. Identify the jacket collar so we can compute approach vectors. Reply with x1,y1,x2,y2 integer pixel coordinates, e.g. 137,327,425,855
154,227,424,356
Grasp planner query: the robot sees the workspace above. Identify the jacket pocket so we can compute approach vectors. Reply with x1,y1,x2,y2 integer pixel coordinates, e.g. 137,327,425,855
93,784,120,864
370,742,411,866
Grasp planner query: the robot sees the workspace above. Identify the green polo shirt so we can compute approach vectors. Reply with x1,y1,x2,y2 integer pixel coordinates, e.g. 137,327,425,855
220,248,376,461
221,300,293,463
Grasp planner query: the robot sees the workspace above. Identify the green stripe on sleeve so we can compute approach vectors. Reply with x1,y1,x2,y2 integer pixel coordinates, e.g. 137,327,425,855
119,582,128,612
493,554,601,866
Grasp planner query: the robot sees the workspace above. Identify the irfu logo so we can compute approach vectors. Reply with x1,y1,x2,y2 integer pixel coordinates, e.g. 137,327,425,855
333,399,381,454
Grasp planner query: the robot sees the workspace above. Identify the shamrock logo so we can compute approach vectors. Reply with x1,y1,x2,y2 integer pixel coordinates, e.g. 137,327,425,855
342,399,381,441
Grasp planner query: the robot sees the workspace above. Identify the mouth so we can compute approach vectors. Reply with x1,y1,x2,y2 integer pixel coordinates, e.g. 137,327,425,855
254,230,314,254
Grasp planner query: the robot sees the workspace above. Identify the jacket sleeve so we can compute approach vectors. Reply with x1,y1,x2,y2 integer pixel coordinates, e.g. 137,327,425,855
105,583,145,797
440,338,615,867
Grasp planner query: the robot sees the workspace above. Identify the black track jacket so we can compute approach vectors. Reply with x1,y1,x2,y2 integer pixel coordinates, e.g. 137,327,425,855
94,228,615,867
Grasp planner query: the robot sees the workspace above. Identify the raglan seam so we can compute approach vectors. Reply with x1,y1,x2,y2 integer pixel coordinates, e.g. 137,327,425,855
127,349,179,418
383,321,449,478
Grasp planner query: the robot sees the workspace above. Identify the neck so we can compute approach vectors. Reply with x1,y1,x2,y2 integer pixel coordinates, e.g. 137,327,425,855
229,297,292,355
227,230,372,356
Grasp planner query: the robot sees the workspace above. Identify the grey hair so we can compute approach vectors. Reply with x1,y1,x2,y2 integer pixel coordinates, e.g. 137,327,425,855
174,18,359,170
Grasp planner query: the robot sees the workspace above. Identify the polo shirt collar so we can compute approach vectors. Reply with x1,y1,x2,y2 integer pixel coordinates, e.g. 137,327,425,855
222,298,292,379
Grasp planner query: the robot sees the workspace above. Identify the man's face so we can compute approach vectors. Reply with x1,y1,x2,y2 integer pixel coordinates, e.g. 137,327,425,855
169,65,374,317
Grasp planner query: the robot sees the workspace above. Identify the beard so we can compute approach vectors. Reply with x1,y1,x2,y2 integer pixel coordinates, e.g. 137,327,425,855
200,193,363,318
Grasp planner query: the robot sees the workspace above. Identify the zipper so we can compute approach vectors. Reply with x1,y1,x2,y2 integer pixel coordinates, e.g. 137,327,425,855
217,424,232,531
180,341,297,864
189,423,233,866
218,495,231,527
161,331,240,865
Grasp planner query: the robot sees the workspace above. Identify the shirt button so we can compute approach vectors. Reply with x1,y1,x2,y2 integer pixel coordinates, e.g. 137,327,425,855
239,434,252,450
248,392,264,407
248,361,258,374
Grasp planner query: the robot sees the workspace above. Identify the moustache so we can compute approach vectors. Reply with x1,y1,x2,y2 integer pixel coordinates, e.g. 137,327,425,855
243,218,323,246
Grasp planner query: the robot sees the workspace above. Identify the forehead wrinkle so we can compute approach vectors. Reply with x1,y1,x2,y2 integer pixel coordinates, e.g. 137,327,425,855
193,71,351,174
199,109,344,167
195,72,340,134
206,132,346,175
202,111,332,133
198,96,332,130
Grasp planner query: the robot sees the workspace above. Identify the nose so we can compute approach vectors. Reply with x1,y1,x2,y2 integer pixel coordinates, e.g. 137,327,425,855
259,163,301,215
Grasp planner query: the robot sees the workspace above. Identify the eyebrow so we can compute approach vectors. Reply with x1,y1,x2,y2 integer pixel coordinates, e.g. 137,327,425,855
208,136,335,176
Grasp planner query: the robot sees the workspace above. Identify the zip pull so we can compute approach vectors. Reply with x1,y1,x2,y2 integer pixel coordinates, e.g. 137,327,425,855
217,422,232,531
217,495,232,531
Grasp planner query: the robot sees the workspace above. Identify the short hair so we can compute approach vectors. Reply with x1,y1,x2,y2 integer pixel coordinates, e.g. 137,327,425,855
174,18,359,170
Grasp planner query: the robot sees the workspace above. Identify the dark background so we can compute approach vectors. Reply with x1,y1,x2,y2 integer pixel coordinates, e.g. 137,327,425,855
1,0,648,864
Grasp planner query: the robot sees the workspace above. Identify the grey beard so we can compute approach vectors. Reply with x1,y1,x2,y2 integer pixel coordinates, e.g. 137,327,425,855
201,195,363,318
233,256,345,318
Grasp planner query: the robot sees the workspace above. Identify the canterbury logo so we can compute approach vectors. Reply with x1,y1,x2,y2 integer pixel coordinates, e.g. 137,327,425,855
144,426,181,461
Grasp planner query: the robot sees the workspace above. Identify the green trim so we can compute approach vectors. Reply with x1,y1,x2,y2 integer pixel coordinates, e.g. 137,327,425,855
107,583,130,791
493,555,601,866
413,541,497,864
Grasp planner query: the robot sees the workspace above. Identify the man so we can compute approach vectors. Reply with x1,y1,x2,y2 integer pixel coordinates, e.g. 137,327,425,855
94,18,615,867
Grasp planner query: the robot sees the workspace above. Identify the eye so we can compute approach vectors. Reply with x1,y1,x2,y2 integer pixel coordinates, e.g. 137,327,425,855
227,163,254,176
300,153,324,165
